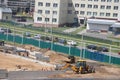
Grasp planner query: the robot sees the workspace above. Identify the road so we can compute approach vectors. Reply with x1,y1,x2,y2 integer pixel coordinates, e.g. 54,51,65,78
6,71,120,80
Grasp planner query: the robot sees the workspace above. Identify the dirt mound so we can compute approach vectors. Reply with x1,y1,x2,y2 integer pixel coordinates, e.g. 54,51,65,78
44,51,69,64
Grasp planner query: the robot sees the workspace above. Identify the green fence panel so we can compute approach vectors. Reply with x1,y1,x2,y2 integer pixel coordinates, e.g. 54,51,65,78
111,57,120,65
14,35,22,44
39,40,51,49
84,50,92,59
52,44,69,54
8,34,14,42
103,55,109,63
0,34,6,40
70,47,80,56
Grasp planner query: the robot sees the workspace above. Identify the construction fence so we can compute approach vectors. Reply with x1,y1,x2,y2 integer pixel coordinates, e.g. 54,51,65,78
0,34,120,65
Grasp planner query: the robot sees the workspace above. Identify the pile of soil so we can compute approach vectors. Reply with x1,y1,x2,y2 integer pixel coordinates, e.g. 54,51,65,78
44,51,69,64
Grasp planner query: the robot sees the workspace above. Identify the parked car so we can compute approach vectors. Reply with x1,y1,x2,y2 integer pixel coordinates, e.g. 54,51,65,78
97,47,109,52
24,32,31,37
67,40,77,46
2,28,12,33
33,34,41,39
86,45,97,50
0,28,5,34
58,39,67,44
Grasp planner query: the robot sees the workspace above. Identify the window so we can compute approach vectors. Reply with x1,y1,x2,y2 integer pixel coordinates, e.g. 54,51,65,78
75,4,79,7
100,12,104,16
6,16,8,20
106,13,110,16
74,11,79,14
80,4,85,8
93,12,97,16
114,6,118,10
107,0,112,2
45,18,49,22
94,0,98,1
101,0,106,2
45,10,50,14
94,5,98,8
114,0,119,2
88,4,92,8
88,0,92,1
80,11,85,15
38,10,42,14
38,2,43,6
87,11,91,15
37,17,42,21
113,13,118,17
53,11,57,15
100,5,105,9
46,3,50,7
68,10,72,14
52,18,57,22
53,3,58,7
106,6,111,9
68,3,73,7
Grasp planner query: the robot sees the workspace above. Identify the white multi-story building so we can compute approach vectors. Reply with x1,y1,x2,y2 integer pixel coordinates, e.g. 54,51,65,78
33,0,120,27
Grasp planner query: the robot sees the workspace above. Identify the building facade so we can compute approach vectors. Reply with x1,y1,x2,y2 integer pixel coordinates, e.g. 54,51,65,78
0,7,12,21
0,0,35,14
30,0,120,27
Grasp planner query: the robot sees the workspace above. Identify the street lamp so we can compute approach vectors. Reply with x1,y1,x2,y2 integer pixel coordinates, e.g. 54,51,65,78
21,31,24,45
69,44,71,55
109,41,112,64
80,33,84,58
13,23,15,47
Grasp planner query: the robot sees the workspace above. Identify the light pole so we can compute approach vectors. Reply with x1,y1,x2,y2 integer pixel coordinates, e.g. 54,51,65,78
21,31,24,45
50,3,54,50
80,33,84,59
109,41,112,64
69,44,71,55
13,24,15,47
6,28,8,41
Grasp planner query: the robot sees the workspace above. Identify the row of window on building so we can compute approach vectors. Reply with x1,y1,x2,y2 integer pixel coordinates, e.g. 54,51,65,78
38,2,119,11
68,11,118,17
37,10,57,15
37,9,118,17
38,2,58,7
74,4,119,10
37,17,57,22
87,0,119,2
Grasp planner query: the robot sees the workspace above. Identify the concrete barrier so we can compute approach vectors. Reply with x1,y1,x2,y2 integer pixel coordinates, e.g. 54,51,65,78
0,69,8,79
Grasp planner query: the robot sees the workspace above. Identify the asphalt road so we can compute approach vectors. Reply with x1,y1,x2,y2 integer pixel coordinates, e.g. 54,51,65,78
6,71,120,80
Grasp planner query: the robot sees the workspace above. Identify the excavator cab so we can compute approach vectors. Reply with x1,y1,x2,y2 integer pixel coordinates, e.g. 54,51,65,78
75,60,86,68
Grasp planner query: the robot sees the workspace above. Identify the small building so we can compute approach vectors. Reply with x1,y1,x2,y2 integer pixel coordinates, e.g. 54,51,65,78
111,23,120,34
87,19,116,32
0,7,12,21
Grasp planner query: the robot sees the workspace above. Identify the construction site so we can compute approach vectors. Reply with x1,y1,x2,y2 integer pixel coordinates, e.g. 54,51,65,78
0,40,120,80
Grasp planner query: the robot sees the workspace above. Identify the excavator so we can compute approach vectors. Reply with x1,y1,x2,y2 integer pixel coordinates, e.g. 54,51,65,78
60,56,95,74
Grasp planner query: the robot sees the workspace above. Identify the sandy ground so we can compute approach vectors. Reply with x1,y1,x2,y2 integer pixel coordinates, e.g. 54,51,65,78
44,51,120,78
0,52,54,71
0,44,120,78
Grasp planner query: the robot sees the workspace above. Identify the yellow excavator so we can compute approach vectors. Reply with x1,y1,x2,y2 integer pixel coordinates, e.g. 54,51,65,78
60,56,95,74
